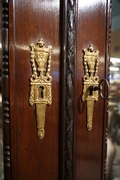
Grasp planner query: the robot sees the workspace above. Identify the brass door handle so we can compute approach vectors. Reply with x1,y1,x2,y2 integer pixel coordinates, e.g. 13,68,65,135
82,45,109,131
29,38,52,139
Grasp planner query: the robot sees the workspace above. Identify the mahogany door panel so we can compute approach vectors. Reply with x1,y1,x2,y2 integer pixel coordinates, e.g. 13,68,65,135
9,0,60,180
2,0,111,180
74,1,110,180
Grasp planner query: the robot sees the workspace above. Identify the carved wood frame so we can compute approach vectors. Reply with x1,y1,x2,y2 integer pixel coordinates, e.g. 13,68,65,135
2,0,11,180
2,0,112,180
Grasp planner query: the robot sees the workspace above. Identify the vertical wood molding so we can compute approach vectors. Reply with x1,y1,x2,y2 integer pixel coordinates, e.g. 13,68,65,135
102,0,112,179
64,0,76,179
2,0,11,179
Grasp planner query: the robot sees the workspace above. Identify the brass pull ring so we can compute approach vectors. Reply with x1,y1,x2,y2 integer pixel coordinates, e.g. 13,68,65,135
99,78,109,99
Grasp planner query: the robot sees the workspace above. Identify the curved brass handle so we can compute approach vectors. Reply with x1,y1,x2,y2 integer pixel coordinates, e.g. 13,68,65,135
82,45,109,131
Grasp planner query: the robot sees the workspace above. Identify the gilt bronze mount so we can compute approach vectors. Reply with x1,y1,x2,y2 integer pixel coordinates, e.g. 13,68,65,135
29,38,52,139
82,45,99,131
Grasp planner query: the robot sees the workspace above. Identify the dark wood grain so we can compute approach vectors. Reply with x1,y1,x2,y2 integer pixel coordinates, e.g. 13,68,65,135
59,1,66,179
2,0,111,180
9,0,60,180
74,1,111,180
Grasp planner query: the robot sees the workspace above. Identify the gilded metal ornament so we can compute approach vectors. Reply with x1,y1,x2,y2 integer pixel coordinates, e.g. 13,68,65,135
82,45,99,131
29,38,52,139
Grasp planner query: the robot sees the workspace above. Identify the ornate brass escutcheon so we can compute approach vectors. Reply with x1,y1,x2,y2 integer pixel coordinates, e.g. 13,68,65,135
29,38,52,139
82,45,99,131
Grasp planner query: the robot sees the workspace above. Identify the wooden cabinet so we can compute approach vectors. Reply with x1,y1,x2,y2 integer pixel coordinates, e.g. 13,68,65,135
2,0,111,179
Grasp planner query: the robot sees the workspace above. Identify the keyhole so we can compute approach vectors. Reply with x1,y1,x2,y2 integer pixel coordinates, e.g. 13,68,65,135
90,89,93,96
39,86,44,98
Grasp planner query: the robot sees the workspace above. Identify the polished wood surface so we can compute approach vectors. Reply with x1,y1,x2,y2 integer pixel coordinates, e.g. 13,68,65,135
9,0,60,180
75,1,111,179
2,0,111,180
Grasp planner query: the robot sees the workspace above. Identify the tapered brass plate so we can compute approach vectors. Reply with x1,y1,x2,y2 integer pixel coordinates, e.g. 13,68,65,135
82,45,99,131
29,38,52,139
